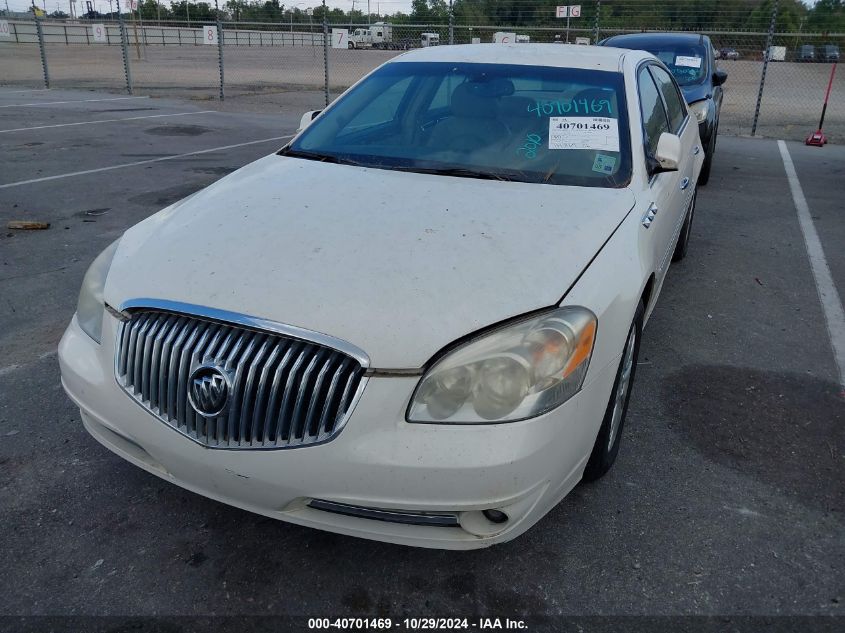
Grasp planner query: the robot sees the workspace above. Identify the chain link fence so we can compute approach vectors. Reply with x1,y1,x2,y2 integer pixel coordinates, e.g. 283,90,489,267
1,14,842,142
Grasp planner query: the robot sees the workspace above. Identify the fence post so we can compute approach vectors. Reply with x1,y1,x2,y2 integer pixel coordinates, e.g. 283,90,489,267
118,13,133,95
322,0,330,107
448,0,454,45
594,0,601,44
751,0,779,136
216,18,225,101
35,17,50,89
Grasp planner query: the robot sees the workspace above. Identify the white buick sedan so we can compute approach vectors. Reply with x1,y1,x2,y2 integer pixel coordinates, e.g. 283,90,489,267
59,44,702,549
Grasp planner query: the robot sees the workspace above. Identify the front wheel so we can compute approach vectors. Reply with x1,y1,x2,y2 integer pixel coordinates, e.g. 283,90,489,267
583,300,644,481
348,42,355,50
672,191,696,262
697,125,717,185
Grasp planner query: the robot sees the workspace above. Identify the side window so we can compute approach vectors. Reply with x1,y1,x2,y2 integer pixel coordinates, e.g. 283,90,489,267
649,65,686,133
637,66,670,158
428,72,470,111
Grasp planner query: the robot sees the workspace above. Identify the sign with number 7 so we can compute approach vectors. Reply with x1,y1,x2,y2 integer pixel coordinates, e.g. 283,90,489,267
331,29,346,49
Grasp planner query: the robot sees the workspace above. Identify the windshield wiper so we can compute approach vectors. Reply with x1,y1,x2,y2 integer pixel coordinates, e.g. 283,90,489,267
279,148,364,166
390,166,519,182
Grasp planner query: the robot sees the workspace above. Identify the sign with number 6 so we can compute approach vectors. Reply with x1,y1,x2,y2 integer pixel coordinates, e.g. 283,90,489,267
204,25,218,46
92,23,107,43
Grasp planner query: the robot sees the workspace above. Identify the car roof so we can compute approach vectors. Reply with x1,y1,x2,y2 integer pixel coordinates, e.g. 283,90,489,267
391,44,650,72
602,32,711,48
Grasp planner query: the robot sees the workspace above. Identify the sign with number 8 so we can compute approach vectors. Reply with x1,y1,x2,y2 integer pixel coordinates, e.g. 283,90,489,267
204,26,219,45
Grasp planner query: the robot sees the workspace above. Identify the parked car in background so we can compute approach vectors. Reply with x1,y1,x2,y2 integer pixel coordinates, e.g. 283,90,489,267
600,32,726,184
798,44,816,62
719,47,740,60
819,44,840,62
59,44,702,550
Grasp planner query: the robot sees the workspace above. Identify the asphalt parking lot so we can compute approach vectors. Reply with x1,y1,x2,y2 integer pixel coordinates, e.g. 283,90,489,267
0,87,843,624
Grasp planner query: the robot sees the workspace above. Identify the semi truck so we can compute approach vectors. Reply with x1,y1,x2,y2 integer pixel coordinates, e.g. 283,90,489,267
347,22,394,49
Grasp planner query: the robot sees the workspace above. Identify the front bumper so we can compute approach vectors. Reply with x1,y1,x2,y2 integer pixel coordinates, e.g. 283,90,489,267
59,312,618,550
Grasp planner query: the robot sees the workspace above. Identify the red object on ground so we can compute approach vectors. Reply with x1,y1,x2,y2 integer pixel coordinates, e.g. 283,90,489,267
806,62,837,147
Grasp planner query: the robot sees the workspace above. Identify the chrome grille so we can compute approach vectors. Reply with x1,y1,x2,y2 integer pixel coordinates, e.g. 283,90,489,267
115,309,366,449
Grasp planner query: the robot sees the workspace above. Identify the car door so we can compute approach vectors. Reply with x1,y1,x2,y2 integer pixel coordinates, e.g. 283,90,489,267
636,64,687,290
649,63,700,202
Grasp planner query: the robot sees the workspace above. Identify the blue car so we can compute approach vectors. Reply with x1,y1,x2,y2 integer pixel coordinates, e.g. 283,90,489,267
600,33,727,185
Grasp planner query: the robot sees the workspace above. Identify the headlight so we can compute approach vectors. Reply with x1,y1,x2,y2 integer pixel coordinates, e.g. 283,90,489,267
689,100,710,124
76,239,120,343
408,307,597,424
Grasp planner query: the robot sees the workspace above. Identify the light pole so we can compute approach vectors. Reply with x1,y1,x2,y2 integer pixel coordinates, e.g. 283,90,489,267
448,0,453,45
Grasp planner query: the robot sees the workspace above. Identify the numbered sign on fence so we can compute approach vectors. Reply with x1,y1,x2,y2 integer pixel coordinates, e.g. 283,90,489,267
204,25,218,46
493,32,515,44
331,29,346,49
91,23,107,43
0,20,11,39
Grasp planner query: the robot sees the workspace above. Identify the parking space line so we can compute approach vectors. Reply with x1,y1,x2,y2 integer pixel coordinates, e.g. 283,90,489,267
0,135,294,189
0,110,217,134
1,88,51,94
778,140,845,389
0,96,149,109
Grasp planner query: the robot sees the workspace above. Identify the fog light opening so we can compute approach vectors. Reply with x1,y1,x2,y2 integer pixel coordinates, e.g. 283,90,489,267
483,509,509,524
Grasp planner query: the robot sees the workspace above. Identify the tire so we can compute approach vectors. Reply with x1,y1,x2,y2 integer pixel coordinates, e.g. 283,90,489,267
583,300,644,482
348,42,355,50
697,124,717,185
672,191,696,262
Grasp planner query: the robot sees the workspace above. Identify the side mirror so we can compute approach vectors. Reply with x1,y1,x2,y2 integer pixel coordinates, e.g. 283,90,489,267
713,69,728,86
654,132,681,172
297,110,322,133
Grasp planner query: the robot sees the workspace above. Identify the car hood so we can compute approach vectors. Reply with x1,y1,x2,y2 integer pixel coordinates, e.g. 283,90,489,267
681,81,711,104
105,155,635,368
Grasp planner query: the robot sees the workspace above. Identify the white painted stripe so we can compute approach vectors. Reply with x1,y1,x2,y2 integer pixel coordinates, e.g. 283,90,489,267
0,96,149,108
0,110,216,134
778,140,845,389
0,88,51,94
0,135,294,189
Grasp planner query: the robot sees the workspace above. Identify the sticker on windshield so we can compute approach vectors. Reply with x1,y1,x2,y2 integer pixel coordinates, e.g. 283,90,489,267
592,153,617,174
549,117,619,152
675,55,702,68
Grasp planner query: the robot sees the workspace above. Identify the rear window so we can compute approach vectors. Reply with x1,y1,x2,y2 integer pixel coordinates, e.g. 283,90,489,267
647,44,708,86
286,62,632,188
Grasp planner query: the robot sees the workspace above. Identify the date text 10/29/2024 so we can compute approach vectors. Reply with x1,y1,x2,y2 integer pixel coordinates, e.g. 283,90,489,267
307,618,529,630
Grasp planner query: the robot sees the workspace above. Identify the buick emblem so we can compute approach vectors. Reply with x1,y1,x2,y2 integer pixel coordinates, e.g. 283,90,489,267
188,365,231,418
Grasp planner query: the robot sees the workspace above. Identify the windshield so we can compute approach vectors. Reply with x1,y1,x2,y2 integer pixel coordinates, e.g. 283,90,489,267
284,62,632,188
647,45,708,86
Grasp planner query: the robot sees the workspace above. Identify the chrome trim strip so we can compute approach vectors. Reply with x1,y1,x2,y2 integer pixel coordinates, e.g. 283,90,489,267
308,499,461,527
118,298,370,368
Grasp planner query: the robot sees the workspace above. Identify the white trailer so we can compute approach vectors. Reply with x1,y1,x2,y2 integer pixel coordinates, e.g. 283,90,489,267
421,32,440,47
766,45,786,61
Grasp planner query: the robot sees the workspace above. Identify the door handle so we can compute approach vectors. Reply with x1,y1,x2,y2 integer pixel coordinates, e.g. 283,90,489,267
680,177,690,190
642,203,658,228
693,146,700,155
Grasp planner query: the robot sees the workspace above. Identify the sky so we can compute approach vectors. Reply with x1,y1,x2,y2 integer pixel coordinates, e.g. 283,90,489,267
3,0,415,16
